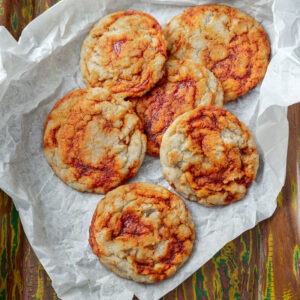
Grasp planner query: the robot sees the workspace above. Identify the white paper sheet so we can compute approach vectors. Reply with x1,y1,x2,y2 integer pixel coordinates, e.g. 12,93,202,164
0,0,299,299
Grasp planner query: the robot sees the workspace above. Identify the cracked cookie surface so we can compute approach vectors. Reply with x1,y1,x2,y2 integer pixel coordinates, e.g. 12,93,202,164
80,10,167,98
89,182,195,283
131,58,223,157
160,106,259,206
164,4,270,103
43,88,146,194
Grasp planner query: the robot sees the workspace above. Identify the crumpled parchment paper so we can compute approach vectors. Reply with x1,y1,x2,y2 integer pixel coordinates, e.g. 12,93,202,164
0,0,300,299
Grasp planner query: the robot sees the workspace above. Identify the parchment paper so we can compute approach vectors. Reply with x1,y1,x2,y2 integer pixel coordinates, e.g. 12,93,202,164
0,0,299,299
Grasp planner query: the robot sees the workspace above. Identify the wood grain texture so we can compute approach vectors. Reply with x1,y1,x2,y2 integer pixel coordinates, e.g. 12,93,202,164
0,0,60,39
0,1,299,299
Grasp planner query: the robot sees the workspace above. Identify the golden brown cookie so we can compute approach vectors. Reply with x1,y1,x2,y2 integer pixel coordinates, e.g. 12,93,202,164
164,5,270,103
131,58,223,157
160,106,259,206
89,183,195,283
80,10,167,98
43,88,146,194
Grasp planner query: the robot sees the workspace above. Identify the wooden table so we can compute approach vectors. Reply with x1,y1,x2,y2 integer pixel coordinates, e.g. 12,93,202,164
0,1,299,299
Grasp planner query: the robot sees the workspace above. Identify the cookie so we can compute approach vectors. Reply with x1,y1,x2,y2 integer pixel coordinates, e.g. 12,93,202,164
164,5,270,103
80,10,167,98
43,88,146,194
131,58,223,156
160,106,259,206
89,183,195,283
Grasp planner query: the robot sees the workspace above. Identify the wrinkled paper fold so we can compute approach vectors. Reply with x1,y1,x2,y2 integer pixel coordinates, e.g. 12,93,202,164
0,0,299,299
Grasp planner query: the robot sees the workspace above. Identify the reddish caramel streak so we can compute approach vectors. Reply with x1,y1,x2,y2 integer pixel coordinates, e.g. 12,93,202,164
162,238,184,265
113,39,126,56
120,211,152,236
51,127,60,146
